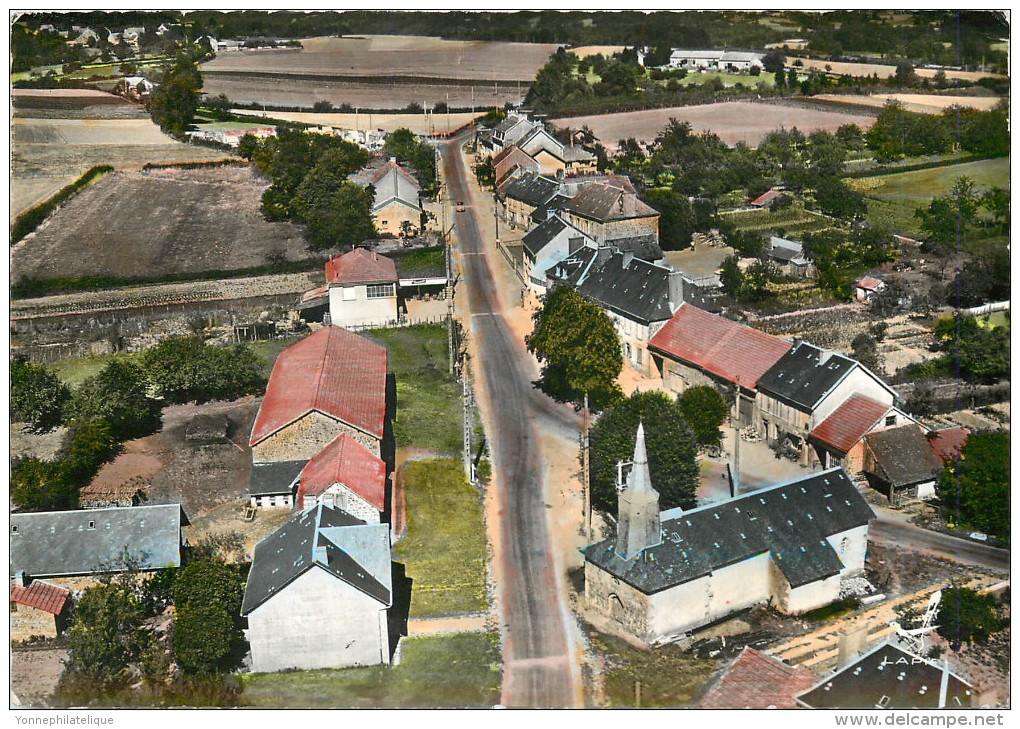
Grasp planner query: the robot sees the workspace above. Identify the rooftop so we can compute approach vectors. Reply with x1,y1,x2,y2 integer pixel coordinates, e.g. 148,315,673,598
564,183,659,222
756,341,862,412
10,580,71,616
700,647,817,709
10,504,187,579
928,427,969,464
241,503,391,615
864,425,943,488
248,460,305,498
584,468,874,594
498,171,560,208
249,326,388,446
810,394,892,454
648,304,792,390
575,251,677,324
297,432,387,511
325,248,399,286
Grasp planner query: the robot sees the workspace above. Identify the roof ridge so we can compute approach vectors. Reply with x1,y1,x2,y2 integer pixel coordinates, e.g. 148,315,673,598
309,326,333,418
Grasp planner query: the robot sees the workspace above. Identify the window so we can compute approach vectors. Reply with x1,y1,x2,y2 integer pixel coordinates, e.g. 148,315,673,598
367,284,394,299
885,415,897,427
877,696,891,709
87,520,96,530
624,342,632,358
11,525,18,535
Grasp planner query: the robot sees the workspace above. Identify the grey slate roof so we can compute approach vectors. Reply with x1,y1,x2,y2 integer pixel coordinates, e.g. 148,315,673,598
864,425,943,488
796,640,975,709
545,246,600,287
248,460,305,498
564,184,659,222
756,341,859,412
10,504,187,578
605,234,664,262
530,194,571,224
576,252,676,324
583,468,874,595
767,236,810,265
499,171,560,208
241,503,391,615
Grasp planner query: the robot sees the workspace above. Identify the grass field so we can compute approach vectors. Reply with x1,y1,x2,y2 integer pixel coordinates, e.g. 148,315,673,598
720,203,837,236
859,157,1009,234
587,628,718,708
240,632,500,708
46,351,143,387
815,93,1004,115
364,324,461,455
672,70,776,87
787,56,1004,82
230,109,480,135
552,101,876,148
392,458,487,617
978,311,1010,331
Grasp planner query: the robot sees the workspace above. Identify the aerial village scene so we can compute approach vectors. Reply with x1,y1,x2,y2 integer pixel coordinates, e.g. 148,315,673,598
8,10,1011,712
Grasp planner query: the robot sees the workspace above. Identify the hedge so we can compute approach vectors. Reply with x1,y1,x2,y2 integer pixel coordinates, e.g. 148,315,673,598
141,159,246,171
11,165,113,245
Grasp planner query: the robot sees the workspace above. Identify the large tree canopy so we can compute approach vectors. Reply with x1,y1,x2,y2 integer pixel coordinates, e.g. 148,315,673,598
937,432,1009,540
11,355,70,432
936,587,1002,649
677,386,729,447
149,51,202,138
67,360,162,440
589,390,699,512
526,286,623,410
142,337,266,404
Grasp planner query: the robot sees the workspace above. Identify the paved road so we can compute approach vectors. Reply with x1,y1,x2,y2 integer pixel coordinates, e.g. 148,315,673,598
871,517,1010,572
441,138,577,708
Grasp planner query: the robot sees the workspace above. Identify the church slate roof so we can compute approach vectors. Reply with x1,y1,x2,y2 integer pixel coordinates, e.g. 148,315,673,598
583,468,874,595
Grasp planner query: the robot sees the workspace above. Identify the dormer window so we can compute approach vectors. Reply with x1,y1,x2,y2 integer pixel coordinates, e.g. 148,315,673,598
11,525,18,535
87,520,96,530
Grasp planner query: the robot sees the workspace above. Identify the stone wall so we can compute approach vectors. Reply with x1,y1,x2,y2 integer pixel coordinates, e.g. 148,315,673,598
252,411,381,464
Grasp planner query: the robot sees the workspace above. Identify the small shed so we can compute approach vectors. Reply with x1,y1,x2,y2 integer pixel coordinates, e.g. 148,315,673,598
854,275,887,303
750,189,788,209
863,425,943,504
10,578,72,641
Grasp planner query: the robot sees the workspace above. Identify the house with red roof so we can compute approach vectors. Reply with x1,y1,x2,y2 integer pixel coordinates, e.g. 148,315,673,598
296,433,388,522
10,578,71,641
648,303,792,425
325,248,399,328
700,647,817,709
350,157,422,237
928,427,969,465
808,393,916,474
750,189,788,209
250,325,388,463
854,275,887,303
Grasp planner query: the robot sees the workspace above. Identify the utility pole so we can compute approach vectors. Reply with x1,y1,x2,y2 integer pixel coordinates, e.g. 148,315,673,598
581,392,591,542
732,376,741,498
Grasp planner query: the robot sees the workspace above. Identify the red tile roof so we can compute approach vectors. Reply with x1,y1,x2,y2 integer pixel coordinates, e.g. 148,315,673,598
325,248,398,286
856,276,884,290
10,580,70,615
701,647,817,709
810,394,892,453
297,433,387,511
250,326,387,446
751,189,784,207
929,427,969,464
649,304,791,389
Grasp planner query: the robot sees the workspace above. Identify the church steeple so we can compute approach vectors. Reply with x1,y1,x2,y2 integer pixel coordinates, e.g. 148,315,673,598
616,422,661,559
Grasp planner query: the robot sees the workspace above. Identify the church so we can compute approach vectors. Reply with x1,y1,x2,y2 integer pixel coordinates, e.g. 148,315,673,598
583,424,875,643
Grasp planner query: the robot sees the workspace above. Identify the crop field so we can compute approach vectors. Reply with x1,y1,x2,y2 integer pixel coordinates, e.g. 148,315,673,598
230,109,480,136
814,93,1004,115
202,35,558,81
569,45,626,58
12,89,228,217
552,101,876,148
786,56,1005,82
10,166,309,283
721,204,837,236
204,74,528,111
855,157,1009,234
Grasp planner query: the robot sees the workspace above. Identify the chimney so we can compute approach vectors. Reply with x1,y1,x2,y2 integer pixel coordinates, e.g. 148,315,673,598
819,349,833,365
13,571,27,588
835,624,869,668
595,244,612,269
616,423,662,560
621,249,634,268
667,270,686,311
313,544,329,566
792,336,802,349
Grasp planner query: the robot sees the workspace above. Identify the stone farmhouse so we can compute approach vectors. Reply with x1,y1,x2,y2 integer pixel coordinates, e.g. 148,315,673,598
10,504,188,581
861,424,944,504
560,183,661,259
295,432,388,521
248,460,305,509
241,503,395,672
667,48,765,71
493,145,541,187
351,157,423,237
584,425,874,643
249,325,389,463
498,171,562,230
765,235,815,278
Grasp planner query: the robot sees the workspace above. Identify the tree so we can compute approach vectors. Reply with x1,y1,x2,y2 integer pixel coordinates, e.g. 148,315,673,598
290,143,375,249
937,432,1009,540
677,386,728,448
525,286,623,410
719,255,744,298
11,355,70,432
813,175,866,220
850,332,883,375
63,584,143,688
149,51,202,138
588,391,699,512
11,458,77,511
643,188,694,251
67,361,162,440
172,558,248,675
312,99,334,112
64,419,121,483
936,587,1002,649
932,314,1009,383
142,337,267,404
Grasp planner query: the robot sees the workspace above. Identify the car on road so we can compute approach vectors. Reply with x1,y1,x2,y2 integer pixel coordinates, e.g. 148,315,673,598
455,201,466,212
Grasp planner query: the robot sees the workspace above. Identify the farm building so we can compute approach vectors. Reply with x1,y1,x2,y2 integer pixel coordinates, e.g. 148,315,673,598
648,304,792,424
249,325,388,463
862,425,944,504
10,578,72,641
351,157,423,237
521,215,596,294
765,235,815,278
560,183,661,258
78,475,149,510
583,426,874,643
9,504,188,581
325,248,399,328
808,393,916,475
248,460,305,509
700,647,817,709
854,275,887,302
795,640,979,709
755,340,898,466
750,189,789,209
296,432,388,522
493,145,541,187
188,125,276,147
667,49,764,71
241,503,394,673
516,126,598,178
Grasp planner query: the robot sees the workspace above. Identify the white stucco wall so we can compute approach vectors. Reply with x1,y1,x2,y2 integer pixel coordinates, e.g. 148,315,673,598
779,572,841,614
827,524,870,574
247,566,389,673
810,367,895,429
328,284,398,328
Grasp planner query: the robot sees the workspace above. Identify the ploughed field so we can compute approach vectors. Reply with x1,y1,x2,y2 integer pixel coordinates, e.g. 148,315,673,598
814,92,1004,115
12,89,228,218
785,56,1006,82
552,100,876,149
10,166,309,283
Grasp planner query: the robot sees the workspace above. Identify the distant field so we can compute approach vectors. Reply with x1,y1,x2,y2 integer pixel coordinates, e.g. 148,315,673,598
787,56,1005,81
673,70,776,87
858,157,1009,234
552,101,876,148
11,166,309,283
569,45,626,58
202,35,558,81
815,93,1004,114
231,109,479,135
12,89,227,218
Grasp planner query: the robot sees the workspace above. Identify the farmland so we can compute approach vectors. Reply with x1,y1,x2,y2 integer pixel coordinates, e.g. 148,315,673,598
815,93,1004,115
230,109,480,136
551,101,876,148
202,35,559,81
12,89,228,218
786,56,1006,82
10,166,310,283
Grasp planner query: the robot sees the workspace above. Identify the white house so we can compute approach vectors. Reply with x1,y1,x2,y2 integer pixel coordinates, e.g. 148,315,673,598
583,425,874,643
241,504,393,673
521,215,596,295
668,49,764,72
325,248,399,328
